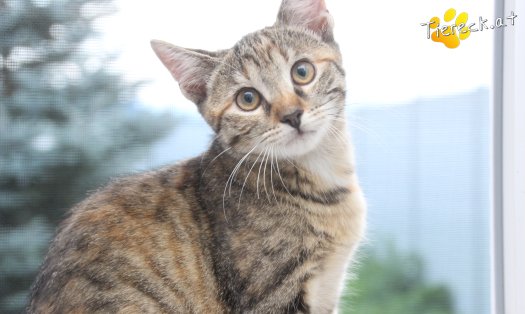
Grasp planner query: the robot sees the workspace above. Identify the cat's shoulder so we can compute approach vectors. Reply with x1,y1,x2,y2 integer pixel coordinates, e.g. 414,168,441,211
59,158,202,235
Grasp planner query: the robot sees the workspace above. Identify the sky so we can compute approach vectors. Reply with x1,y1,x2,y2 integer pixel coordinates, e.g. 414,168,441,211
97,0,496,112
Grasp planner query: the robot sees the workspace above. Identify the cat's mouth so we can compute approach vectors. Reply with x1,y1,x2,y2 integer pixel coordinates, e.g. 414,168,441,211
285,129,315,145
277,128,323,158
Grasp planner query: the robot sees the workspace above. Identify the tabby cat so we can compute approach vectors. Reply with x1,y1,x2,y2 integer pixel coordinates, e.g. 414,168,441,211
27,0,366,313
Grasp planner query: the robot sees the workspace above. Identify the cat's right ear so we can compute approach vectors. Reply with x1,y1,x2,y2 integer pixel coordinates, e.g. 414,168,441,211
151,40,219,105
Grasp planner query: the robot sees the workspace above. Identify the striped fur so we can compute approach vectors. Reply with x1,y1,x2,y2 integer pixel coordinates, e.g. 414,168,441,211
28,0,366,313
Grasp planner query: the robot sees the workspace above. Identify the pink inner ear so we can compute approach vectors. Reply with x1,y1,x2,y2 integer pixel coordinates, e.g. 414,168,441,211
167,57,200,88
151,40,195,84
277,0,333,38
309,0,328,18
302,0,331,30
151,40,216,104
307,12,330,34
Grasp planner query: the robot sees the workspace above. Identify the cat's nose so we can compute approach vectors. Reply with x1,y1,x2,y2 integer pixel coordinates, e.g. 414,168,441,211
280,108,304,131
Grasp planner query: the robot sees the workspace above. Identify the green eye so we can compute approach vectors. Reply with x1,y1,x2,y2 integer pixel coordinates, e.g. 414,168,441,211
291,60,316,85
236,88,261,111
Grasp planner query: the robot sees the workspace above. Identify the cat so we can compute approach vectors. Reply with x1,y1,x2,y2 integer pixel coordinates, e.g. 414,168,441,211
27,0,366,313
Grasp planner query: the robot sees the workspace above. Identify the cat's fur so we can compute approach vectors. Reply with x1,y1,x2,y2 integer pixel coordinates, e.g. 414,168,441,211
27,0,366,313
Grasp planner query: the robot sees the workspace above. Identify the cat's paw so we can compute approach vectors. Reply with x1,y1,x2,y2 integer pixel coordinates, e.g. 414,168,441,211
429,8,471,48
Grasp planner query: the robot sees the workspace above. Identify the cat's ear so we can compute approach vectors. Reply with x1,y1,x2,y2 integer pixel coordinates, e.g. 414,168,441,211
275,0,334,42
151,40,219,105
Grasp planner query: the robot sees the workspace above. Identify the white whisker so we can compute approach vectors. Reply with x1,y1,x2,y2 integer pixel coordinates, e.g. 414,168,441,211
202,146,232,177
238,148,265,207
222,143,259,221
269,146,279,204
262,146,272,202
327,125,348,145
274,150,296,201
256,147,269,199
229,144,258,196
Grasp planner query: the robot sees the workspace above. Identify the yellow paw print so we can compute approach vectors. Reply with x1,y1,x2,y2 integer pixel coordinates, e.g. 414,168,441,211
430,8,471,49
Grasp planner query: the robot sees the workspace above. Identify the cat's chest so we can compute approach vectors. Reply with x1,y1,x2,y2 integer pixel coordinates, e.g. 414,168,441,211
219,196,361,310
231,193,360,263
203,167,366,311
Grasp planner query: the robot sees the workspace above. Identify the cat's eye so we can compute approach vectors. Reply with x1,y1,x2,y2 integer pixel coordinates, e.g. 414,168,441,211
291,60,316,85
235,88,262,111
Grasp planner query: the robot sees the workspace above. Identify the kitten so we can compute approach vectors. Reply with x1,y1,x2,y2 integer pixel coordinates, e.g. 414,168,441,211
27,0,366,313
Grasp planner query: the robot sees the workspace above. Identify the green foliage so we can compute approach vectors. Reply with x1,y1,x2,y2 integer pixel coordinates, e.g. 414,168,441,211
0,0,173,312
341,245,455,314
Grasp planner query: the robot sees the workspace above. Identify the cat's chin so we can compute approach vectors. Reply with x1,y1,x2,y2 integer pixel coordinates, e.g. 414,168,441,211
277,129,324,159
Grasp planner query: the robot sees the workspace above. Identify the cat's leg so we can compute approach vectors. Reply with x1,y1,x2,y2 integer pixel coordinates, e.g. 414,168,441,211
303,247,354,314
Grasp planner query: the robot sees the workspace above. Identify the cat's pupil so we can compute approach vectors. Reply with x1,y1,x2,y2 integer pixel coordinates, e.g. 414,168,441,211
243,92,254,103
297,65,307,77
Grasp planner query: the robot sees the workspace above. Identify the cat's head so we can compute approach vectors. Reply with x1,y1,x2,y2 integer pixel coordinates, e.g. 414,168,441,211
152,0,345,160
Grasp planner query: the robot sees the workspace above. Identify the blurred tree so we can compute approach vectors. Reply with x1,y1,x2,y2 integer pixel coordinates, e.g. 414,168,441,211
342,245,455,314
0,0,173,312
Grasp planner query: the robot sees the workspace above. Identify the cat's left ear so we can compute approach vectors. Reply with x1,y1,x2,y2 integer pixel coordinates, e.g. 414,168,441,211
151,40,219,105
275,0,334,42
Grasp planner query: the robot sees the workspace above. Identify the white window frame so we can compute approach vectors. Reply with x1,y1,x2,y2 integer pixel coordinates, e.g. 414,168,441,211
492,0,525,313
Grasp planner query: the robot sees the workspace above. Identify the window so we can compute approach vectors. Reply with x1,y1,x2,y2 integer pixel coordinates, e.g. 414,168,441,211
1,0,518,313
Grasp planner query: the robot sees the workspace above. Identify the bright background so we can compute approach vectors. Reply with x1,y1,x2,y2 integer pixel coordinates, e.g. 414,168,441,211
101,0,495,111
0,0,498,313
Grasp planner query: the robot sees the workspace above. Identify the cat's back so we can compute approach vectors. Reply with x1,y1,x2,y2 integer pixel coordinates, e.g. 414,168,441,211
27,159,224,314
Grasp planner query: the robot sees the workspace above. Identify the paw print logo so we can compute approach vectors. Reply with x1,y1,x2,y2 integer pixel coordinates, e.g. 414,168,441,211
429,8,471,48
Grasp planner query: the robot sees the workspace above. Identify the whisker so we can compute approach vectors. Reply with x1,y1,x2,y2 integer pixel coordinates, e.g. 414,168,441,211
286,158,298,169
274,150,296,201
228,144,258,196
222,143,259,221
262,146,272,203
238,148,265,207
202,146,232,177
327,125,348,145
269,146,279,204
199,134,220,166
309,94,345,114
256,147,269,199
